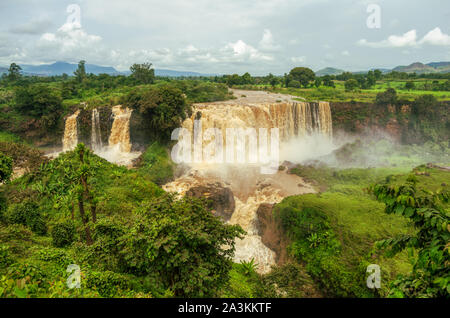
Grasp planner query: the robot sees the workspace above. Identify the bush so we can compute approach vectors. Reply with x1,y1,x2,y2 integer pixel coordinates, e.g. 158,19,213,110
376,88,397,105
0,245,13,268
288,80,301,88
122,84,191,141
411,94,438,119
51,220,76,247
138,142,174,185
344,79,359,91
0,152,13,183
119,194,245,297
14,84,63,127
5,200,47,235
85,270,130,298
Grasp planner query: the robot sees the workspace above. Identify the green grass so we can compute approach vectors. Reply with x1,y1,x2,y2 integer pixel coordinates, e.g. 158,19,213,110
275,164,449,297
0,131,24,144
137,141,175,185
247,80,450,103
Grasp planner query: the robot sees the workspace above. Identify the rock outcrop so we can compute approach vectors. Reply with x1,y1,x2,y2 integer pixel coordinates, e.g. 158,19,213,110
186,182,235,221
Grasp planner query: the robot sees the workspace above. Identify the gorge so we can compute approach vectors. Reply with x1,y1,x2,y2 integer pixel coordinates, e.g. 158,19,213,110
59,90,334,274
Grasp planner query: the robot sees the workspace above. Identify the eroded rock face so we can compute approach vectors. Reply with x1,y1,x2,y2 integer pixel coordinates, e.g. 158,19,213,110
255,203,288,265
186,182,235,221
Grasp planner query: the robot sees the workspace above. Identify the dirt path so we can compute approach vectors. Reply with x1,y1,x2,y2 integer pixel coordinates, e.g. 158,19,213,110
193,89,305,107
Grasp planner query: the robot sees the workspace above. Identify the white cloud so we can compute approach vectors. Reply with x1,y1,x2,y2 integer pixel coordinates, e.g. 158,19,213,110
341,50,350,56
225,40,273,61
259,29,281,51
358,27,450,49
357,30,418,48
38,21,102,54
420,27,450,46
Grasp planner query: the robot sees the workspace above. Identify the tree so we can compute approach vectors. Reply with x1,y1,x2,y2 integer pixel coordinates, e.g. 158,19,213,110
0,152,13,183
122,85,190,141
225,74,243,87
374,69,382,80
366,71,376,88
130,63,155,84
267,73,279,88
288,80,301,88
283,73,291,88
74,60,87,83
322,75,335,88
119,194,245,297
370,175,449,297
314,78,322,88
15,84,63,121
289,67,315,88
411,94,438,119
405,81,415,91
344,79,359,91
241,72,253,85
7,63,22,81
40,144,99,245
375,88,397,105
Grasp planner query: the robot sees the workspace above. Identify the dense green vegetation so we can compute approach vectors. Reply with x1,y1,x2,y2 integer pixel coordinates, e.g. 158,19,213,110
370,166,449,297
0,62,233,145
136,141,175,185
0,144,247,297
275,164,449,297
0,61,449,298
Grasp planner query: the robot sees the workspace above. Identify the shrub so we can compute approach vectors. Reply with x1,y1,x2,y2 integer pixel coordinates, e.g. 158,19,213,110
0,245,13,268
288,80,301,88
85,270,130,298
344,79,359,91
5,200,47,235
0,152,13,183
51,220,76,247
411,94,438,119
14,84,63,118
119,194,245,297
138,142,174,185
375,88,397,105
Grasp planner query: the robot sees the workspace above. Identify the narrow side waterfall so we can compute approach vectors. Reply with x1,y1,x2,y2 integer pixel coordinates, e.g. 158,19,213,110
62,110,80,152
91,108,103,152
109,105,133,153
58,105,139,166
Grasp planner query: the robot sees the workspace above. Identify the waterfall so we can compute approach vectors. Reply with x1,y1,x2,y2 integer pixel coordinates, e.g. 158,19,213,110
58,106,138,166
181,101,333,149
165,99,333,273
62,110,80,152
108,105,133,153
91,108,103,152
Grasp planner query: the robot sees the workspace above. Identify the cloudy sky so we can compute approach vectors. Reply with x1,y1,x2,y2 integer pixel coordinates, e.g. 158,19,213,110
0,0,449,75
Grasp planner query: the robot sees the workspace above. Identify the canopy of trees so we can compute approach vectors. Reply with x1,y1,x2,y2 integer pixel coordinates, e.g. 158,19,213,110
122,85,191,140
289,67,315,88
130,63,155,84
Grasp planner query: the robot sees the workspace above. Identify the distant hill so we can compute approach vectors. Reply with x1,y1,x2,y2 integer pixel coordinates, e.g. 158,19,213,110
18,62,120,76
320,61,450,75
426,61,450,68
392,62,436,74
315,67,345,76
392,61,450,74
0,61,215,77
155,69,215,77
